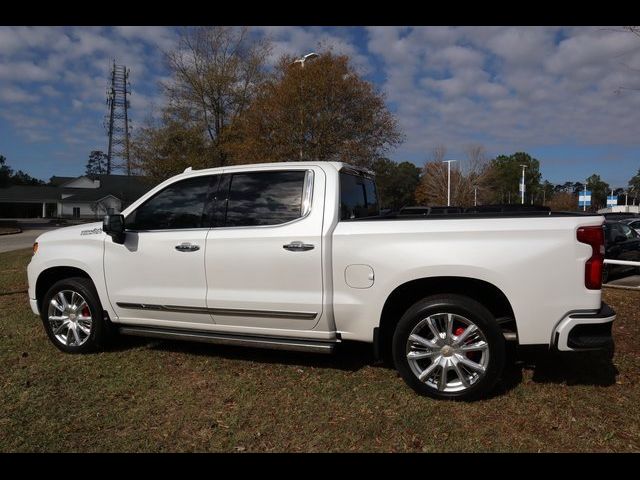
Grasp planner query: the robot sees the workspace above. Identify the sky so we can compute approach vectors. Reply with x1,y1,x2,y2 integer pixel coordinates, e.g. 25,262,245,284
1,26,640,188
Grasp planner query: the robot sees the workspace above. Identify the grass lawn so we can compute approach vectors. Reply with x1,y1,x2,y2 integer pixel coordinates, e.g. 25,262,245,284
1,247,638,452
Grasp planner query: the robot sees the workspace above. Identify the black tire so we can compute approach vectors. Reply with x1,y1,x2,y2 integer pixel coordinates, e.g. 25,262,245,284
41,277,111,353
392,294,506,401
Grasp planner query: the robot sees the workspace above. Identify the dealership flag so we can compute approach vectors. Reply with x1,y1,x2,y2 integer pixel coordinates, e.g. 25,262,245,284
578,190,592,207
607,195,617,207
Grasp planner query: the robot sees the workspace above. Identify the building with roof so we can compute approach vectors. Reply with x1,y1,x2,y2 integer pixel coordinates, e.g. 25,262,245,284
0,174,152,219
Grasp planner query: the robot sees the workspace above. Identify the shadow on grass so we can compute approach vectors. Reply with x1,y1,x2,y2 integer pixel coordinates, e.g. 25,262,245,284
491,346,618,395
104,335,618,396
106,335,377,373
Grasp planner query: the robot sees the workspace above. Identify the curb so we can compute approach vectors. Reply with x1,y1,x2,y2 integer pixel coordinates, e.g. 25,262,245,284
0,228,22,236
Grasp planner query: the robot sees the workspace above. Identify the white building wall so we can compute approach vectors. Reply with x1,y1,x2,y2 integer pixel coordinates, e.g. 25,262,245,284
60,197,122,218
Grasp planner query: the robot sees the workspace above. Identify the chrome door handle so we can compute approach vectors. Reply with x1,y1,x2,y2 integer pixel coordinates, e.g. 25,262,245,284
175,243,200,252
283,241,314,252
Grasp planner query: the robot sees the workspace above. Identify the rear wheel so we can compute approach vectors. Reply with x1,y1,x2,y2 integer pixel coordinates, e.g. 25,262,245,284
41,277,110,353
392,294,505,400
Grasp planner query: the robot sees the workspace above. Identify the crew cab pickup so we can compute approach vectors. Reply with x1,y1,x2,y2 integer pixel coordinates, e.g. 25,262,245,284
27,162,616,400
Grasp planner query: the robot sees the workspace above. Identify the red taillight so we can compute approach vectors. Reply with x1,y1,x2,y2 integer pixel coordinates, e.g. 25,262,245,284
577,226,605,290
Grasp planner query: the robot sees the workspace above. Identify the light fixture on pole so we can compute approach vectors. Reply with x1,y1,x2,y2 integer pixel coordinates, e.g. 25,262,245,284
291,52,319,68
290,52,319,160
520,164,527,205
443,160,457,207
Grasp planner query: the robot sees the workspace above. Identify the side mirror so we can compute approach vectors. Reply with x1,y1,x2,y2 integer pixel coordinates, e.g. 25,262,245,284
103,214,126,244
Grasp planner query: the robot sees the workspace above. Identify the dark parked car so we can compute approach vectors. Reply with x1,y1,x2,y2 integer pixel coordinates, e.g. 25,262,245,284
621,217,640,235
603,220,640,283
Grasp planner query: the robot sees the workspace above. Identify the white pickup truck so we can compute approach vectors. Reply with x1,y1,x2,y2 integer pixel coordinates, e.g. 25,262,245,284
27,161,616,400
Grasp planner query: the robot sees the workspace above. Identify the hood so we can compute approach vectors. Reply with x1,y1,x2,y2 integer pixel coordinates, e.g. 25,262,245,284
35,221,104,244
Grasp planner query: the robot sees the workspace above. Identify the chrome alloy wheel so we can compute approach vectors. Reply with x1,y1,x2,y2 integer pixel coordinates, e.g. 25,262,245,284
47,290,93,347
406,312,490,393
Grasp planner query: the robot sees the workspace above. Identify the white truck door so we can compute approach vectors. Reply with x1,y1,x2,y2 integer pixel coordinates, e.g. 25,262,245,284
205,167,325,330
104,174,216,326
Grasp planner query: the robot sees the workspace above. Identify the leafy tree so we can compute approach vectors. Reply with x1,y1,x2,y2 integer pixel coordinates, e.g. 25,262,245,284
484,152,542,204
85,150,108,178
0,155,11,187
226,51,403,168
540,180,555,205
131,114,212,182
11,170,44,185
629,168,640,195
0,155,43,186
586,173,609,209
554,181,575,194
371,158,420,210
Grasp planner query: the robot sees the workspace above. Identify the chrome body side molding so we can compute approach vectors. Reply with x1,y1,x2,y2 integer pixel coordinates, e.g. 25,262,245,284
116,302,318,320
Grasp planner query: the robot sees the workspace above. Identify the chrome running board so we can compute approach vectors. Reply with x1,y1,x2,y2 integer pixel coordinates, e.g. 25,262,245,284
118,325,338,354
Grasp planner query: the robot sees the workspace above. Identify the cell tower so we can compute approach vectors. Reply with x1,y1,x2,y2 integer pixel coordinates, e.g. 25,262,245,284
104,60,131,175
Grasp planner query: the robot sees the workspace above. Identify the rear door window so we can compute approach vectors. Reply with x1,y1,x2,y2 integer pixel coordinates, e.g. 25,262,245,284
223,171,307,227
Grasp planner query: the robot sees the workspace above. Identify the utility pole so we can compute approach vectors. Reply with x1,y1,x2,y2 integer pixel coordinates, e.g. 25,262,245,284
443,160,457,207
520,164,527,205
104,60,132,175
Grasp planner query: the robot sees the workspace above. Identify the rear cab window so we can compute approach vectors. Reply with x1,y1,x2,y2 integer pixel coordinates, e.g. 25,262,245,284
339,170,379,220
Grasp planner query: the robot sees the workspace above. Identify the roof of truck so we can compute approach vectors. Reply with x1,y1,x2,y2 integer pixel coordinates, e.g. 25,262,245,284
178,161,373,177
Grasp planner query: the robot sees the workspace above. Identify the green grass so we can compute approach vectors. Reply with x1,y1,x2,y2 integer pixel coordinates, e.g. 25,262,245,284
1,247,638,452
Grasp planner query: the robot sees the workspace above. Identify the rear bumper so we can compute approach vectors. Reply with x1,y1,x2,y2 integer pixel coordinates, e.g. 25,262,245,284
553,302,616,351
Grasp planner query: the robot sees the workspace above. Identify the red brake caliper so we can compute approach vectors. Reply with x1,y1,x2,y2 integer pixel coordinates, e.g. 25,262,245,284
82,306,90,317
454,326,481,362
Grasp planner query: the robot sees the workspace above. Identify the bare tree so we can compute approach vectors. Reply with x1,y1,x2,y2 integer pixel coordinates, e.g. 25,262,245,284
133,26,271,178
415,145,450,206
415,144,491,207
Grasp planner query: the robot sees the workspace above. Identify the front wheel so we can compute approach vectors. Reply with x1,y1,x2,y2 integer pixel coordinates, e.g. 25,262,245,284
392,294,506,401
41,277,111,353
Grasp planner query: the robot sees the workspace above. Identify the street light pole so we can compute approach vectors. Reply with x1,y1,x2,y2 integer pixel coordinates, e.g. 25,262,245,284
291,52,319,161
520,164,527,205
474,186,478,207
443,160,457,207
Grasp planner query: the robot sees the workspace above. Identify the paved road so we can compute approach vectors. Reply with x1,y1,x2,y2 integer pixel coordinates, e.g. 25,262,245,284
0,222,61,253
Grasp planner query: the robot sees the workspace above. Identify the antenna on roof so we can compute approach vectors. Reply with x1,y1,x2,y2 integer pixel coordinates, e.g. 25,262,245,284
183,167,193,174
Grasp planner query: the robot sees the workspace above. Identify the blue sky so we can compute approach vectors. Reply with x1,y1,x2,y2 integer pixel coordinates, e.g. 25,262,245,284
1,26,640,188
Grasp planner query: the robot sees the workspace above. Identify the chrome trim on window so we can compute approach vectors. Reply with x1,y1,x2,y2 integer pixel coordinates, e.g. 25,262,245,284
301,169,314,217
116,302,318,320
209,168,315,231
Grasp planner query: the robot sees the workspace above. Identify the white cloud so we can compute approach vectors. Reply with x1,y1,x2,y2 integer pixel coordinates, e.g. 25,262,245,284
0,85,39,103
1,26,640,184
366,25,640,167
